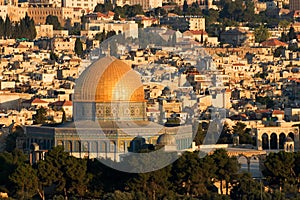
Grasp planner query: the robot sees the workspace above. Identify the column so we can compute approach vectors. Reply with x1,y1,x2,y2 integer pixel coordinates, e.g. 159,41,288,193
247,157,251,173
124,141,128,153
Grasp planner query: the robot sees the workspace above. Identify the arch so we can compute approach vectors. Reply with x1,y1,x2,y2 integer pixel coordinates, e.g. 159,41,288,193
249,155,261,178
73,141,81,152
119,140,126,152
288,132,294,140
90,141,98,153
110,141,116,153
262,133,269,150
99,141,107,153
279,133,285,149
290,144,293,150
82,141,89,153
64,141,72,152
237,155,249,173
270,133,277,149
57,140,63,146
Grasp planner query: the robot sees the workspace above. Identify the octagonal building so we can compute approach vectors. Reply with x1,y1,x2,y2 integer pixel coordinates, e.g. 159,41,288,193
25,56,193,161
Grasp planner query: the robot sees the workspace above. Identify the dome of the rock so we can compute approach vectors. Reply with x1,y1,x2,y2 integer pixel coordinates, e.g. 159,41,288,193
74,56,145,103
74,56,146,121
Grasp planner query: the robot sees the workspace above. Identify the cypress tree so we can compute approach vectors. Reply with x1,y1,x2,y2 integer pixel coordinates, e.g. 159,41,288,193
12,23,20,39
4,15,12,39
74,38,83,56
183,0,188,14
28,15,37,40
0,17,4,38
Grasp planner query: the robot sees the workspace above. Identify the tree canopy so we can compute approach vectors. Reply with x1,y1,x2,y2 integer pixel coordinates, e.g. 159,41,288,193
74,38,83,57
254,25,270,43
0,14,36,40
46,15,62,30
0,146,299,199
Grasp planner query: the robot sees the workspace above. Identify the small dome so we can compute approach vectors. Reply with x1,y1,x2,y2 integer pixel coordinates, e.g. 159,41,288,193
132,136,146,143
157,133,176,146
163,86,171,91
285,137,294,143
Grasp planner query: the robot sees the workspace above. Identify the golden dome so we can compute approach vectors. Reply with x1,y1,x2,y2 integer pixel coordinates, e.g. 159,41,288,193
74,56,145,103
95,59,145,102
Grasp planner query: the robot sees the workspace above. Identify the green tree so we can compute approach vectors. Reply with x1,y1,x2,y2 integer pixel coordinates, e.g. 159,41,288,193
46,15,61,30
0,17,4,38
256,96,274,109
278,20,290,31
4,15,12,39
106,30,116,38
254,25,270,43
193,122,208,145
243,0,255,22
64,156,90,197
274,46,286,57
171,152,209,197
231,173,271,200
113,13,119,20
183,0,188,14
211,149,240,195
232,122,253,144
64,18,72,31
263,152,295,190
50,51,58,61
5,125,25,152
217,123,232,144
21,13,36,40
94,4,105,13
104,0,113,12
280,32,288,42
124,5,144,18
94,0,113,13
288,26,296,41
37,146,90,199
172,6,182,15
154,7,167,17
74,38,83,56
61,109,67,123
9,163,39,200
36,146,69,198
0,149,27,189
95,30,106,42
128,166,174,199
33,107,47,124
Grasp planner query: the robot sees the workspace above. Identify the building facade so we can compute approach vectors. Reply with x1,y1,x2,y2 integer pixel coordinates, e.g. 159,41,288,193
189,17,205,31
290,0,300,11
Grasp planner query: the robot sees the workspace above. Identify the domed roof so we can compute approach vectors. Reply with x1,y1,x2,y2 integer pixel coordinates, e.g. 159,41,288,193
74,56,145,103
157,133,176,146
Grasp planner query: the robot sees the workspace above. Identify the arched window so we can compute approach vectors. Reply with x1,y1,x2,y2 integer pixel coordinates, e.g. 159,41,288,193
262,133,269,150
